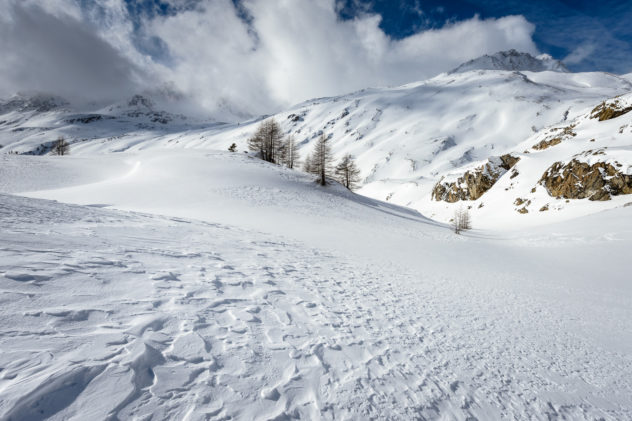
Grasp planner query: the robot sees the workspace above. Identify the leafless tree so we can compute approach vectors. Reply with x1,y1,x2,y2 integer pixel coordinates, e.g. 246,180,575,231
281,135,300,169
247,119,283,163
228,143,237,152
303,151,315,173
335,154,361,190
308,134,334,186
52,136,69,156
452,207,472,234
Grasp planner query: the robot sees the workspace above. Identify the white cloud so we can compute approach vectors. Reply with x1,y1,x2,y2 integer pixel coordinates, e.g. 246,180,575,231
563,43,597,66
0,0,539,119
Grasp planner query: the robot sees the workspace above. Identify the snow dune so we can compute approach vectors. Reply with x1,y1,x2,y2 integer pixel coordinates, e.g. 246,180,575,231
1,151,631,419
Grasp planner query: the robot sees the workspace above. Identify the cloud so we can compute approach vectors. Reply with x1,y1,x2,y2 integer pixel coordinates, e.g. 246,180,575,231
0,0,540,119
0,1,146,104
563,43,597,66
147,1,538,117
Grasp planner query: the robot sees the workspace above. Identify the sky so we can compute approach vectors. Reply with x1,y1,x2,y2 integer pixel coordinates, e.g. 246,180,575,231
0,0,630,119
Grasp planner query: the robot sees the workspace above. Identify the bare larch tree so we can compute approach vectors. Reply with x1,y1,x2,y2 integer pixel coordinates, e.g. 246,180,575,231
281,135,300,169
310,133,334,186
335,154,361,190
247,119,283,163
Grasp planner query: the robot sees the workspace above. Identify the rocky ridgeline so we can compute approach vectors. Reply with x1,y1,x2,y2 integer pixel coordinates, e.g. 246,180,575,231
432,154,520,202
540,158,632,201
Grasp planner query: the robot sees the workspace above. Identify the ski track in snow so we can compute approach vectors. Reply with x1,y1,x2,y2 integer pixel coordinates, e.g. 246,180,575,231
1,194,631,420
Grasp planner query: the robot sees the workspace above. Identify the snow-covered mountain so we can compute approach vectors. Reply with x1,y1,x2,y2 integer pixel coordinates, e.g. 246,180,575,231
449,49,569,73
2,51,632,419
1,51,632,229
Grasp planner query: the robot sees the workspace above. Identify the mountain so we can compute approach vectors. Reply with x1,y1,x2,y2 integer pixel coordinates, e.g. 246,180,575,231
2,52,632,419
204,67,631,228
449,49,569,73
1,51,631,229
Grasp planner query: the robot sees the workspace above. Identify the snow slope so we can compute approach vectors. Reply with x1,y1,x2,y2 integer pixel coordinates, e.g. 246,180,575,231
1,151,632,419
2,53,632,229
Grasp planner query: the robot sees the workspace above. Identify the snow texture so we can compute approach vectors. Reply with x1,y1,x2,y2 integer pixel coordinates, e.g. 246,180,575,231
1,151,632,420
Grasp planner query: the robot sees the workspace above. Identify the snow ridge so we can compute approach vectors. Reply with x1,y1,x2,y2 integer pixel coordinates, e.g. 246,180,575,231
449,49,569,74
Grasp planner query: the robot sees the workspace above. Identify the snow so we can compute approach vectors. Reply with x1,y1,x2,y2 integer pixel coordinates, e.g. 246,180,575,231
2,54,632,418
1,151,632,419
2,63,632,230
449,49,569,73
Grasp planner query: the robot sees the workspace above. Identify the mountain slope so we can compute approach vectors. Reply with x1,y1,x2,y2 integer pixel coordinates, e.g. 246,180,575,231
1,53,632,229
2,151,632,419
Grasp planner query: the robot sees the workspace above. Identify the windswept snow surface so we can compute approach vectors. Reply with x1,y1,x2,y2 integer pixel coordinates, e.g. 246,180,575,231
1,151,632,420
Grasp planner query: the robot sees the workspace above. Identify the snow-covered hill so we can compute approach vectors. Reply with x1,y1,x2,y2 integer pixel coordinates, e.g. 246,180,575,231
1,51,632,230
1,151,632,419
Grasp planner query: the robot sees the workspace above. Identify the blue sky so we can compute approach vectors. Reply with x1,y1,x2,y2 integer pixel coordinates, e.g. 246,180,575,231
335,0,632,73
120,0,632,73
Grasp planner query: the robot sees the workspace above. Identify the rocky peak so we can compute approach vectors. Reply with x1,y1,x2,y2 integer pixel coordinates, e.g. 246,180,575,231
449,50,568,74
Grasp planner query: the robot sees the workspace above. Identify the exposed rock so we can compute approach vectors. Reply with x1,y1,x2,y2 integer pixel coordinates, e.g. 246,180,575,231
591,99,632,121
0,94,68,113
432,154,520,202
449,50,568,74
65,114,110,124
539,204,549,212
532,125,576,150
539,159,632,201
128,94,154,110
514,198,531,213
533,137,561,150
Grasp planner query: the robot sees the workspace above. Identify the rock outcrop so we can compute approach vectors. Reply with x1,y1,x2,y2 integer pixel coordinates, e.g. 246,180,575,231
532,125,576,150
432,154,520,202
539,159,632,201
591,99,632,121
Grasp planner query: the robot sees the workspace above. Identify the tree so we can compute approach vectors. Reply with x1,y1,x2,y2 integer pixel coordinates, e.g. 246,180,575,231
303,151,315,174
247,119,283,163
52,136,69,156
335,154,361,190
452,207,472,234
281,135,300,169
309,133,334,186
228,143,237,152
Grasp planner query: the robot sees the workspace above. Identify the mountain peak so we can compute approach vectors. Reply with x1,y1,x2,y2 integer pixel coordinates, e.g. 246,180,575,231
449,49,569,74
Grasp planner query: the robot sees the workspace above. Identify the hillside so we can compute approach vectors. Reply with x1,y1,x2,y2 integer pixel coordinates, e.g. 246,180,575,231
1,151,631,419
1,51,632,229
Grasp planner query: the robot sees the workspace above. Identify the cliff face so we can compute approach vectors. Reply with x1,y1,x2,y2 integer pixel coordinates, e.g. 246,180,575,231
432,154,520,202
540,159,632,201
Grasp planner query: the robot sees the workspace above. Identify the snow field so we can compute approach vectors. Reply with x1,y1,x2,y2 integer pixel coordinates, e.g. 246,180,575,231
1,151,631,419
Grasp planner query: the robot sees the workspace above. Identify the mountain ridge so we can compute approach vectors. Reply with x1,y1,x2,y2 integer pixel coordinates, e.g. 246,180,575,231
449,49,569,74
